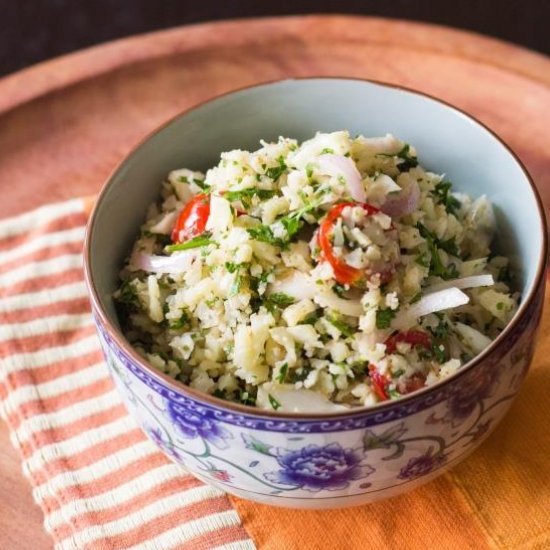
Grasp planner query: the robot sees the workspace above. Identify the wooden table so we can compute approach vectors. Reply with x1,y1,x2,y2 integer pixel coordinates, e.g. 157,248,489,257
1,15,549,549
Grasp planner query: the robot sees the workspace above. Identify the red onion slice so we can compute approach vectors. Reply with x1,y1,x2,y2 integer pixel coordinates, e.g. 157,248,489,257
425,274,494,294
317,154,366,202
380,180,421,219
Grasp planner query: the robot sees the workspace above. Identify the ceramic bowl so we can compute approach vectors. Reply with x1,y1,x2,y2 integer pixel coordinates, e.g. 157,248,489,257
84,78,547,509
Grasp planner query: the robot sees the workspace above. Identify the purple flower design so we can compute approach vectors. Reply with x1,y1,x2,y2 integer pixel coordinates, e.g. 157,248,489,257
447,366,497,423
468,419,493,443
397,448,447,480
167,401,232,449
145,426,182,461
265,443,374,492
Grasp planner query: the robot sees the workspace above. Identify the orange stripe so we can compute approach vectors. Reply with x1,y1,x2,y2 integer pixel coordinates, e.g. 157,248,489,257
0,268,84,298
31,429,146,484
0,325,96,358
7,377,114,430
0,239,84,272
0,211,87,252
53,476,205,540
39,454,174,510
2,350,103,391
229,474,492,550
16,404,127,457
82,495,234,550
1,296,91,323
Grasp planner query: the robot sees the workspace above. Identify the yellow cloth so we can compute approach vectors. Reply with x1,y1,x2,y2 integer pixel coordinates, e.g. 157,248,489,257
230,280,550,549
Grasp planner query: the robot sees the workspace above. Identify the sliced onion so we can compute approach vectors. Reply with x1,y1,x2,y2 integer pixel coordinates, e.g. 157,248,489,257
129,251,197,274
257,383,350,413
454,322,492,354
317,154,366,202
425,274,494,294
381,180,420,218
267,270,317,301
393,288,469,330
148,211,179,235
314,290,363,317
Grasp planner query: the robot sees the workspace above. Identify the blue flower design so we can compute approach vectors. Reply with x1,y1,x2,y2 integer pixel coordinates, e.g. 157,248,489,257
167,400,232,449
397,448,446,480
265,443,374,492
145,426,182,461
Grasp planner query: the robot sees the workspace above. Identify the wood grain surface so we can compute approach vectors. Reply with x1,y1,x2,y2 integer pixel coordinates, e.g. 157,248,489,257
0,15,549,549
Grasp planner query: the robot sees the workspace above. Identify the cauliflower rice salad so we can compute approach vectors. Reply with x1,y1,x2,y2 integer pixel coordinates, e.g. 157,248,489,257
115,131,518,413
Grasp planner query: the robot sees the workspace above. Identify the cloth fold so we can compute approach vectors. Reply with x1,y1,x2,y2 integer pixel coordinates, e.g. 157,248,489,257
1,199,549,550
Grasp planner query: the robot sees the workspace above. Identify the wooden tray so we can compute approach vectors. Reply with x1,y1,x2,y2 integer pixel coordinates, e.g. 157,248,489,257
1,15,549,549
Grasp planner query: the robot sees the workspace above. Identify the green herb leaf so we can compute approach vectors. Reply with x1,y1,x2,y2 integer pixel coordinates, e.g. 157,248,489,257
169,310,189,330
225,262,239,273
280,215,303,239
433,181,461,215
276,363,289,384
332,283,349,299
265,156,287,181
416,223,459,280
246,225,286,248
376,308,396,329
327,314,354,338
320,148,335,154
264,292,295,314
268,393,282,410
165,233,216,253
224,188,276,208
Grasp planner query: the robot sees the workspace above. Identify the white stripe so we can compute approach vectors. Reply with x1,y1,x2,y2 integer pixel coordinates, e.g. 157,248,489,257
57,490,232,550
32,440,158,502
46,463,199,530
0,253,82,286
0,199,83,240
210,541,256,550
0,226,84,265
0,280,88,312
3,362,107,410
0,334,100,380
0,313,93,343
25,415,137,474
14,389,120,443
123,510,242,550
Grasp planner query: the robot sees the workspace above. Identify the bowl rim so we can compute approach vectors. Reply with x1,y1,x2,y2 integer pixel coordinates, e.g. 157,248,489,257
83,76,548,420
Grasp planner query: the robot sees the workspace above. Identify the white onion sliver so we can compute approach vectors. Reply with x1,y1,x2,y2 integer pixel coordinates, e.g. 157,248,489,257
380,180,420,219
257,383,350,413
425,274,494,295
314,290,363,317
454,322,493,354
267,270,317,301
393,288,469,330
317,154,366,202
130,251,197,274
148,211,178,235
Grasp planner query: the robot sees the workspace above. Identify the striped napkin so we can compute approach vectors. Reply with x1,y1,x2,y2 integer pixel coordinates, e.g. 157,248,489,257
0,199,254,550
2,198,550,550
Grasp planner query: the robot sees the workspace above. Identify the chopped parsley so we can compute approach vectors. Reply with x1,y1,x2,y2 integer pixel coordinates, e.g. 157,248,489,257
169,310,189,330
433,181,461,215
320,148,335,154
268,393,282,410
376,308,396,329
417,223,459,280
225,262,240,273
395,144,419,172
117,280,138,305
276,363,289,383
246,225,287,248
223,188,276,208
265,156,287,181
332,283,349,299
264,292,295,313
327,314,354,338
178,176,210,191
165,233,216,253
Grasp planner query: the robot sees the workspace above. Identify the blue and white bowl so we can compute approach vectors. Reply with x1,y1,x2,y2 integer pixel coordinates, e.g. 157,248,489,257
84,78,547,509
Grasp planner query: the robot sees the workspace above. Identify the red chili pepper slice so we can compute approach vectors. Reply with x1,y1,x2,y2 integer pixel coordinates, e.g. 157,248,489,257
385,330,432,355
171,194,210,243
368,365,390,401
317,201,391,286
